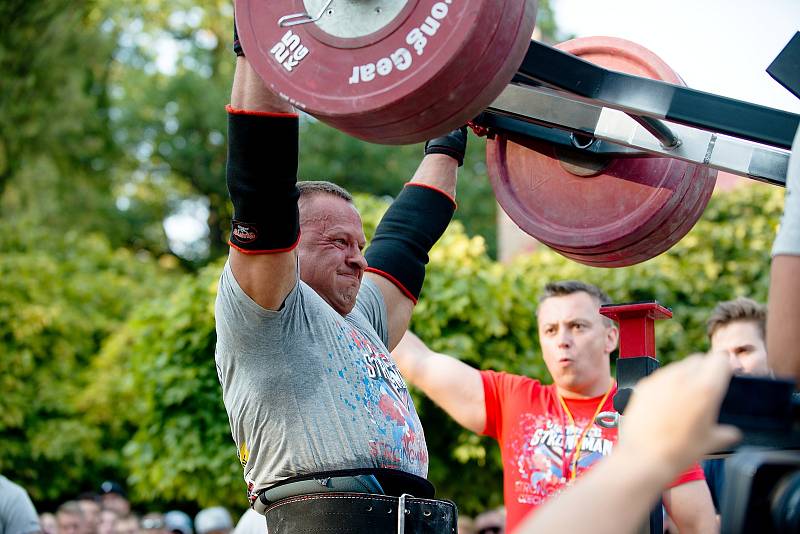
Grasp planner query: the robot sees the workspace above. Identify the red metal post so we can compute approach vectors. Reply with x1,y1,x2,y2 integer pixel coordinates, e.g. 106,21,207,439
600,302,672,359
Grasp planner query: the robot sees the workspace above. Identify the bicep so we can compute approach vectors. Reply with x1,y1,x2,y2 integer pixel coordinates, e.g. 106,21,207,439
229,248,297,310
768,255,800,381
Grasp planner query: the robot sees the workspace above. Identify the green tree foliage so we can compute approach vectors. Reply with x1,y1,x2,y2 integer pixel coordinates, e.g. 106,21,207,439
0,0,114,194
0,0,175,255
0,220,177,505
82,184,781,514
103,0,235,260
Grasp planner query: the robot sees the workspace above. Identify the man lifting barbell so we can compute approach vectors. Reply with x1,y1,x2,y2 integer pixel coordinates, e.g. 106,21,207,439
214,22,469,534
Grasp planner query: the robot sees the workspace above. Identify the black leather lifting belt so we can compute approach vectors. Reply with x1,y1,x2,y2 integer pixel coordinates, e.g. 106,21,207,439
263,492,458,533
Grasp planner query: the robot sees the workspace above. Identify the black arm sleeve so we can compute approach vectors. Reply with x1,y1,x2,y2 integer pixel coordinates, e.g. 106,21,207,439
226,106,301,253
364,184,456,302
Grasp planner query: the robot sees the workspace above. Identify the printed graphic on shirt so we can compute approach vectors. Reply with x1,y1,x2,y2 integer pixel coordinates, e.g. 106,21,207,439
511,414,614,506
326,324,428,470
239,442,249,467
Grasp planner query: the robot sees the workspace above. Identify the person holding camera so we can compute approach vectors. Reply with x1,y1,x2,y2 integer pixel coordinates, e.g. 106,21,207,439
769,124,800,383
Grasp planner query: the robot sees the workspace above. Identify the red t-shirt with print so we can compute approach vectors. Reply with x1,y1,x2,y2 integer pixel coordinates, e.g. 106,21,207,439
481,370,705,533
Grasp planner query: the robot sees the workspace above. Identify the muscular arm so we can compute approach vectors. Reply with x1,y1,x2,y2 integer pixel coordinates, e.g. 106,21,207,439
391,331,485,433
768,256,800,382
769,125,800,382
662,481,717,534
227,57,298,310
366,153,459,350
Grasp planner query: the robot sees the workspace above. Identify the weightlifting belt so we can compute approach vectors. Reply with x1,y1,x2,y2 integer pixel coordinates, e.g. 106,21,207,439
263,492,458,534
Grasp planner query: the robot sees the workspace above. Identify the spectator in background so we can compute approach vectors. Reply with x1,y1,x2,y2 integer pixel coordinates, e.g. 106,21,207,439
140,513,166,534
194,508,232,534
707,297,769,376
38,513,57,534
163,511,192,534
514,352,740,534
703,296,771,514
113,514,138,534
98,482,130,519
456,516,475,534
96,508,118,534
56,502,85,534
391,281,715,532
76,494,101,534
474,507,505,534
0,474,40,534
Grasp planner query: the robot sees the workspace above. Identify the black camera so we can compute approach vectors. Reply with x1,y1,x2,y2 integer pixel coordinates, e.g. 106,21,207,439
720,449,800,533
713,375,800,533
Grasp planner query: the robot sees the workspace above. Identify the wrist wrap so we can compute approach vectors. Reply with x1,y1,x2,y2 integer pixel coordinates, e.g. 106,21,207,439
226,106,300,253
424,126,468,166
773,124,800,256
365,184,456,302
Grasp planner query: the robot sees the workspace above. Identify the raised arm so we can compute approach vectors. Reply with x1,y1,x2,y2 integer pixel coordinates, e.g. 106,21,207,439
365,130,466,349
768,125,800,382
226,56,299,310
516,353,740,534
391,331,485,434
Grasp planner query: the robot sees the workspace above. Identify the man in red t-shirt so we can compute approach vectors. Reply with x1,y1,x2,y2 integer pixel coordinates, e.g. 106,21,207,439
392,280,716,533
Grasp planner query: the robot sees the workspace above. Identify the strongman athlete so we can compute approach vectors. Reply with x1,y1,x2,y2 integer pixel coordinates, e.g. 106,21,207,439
214,29,466,534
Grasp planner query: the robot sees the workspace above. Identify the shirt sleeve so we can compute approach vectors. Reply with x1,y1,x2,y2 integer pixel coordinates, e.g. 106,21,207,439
667,461,706,488
481,370,539,440
1,480,40,534
352,277,389,347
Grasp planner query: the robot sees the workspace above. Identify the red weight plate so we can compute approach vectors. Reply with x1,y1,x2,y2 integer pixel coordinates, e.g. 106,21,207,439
336,0,539,144
487,36,718,266
236,0,535,144
488,133,695,254
560,163,716,267
315,0,505,131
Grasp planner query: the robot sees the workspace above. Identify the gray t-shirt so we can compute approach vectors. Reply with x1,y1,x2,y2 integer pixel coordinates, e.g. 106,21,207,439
215,262,428,501
0,476,40,534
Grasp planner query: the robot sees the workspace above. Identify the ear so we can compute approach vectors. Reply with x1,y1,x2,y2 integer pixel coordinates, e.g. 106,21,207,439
605,323,619,355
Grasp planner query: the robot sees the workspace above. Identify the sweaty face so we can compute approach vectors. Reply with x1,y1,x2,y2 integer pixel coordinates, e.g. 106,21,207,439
298,194,367,316
710,320,769,376
537,292,618,398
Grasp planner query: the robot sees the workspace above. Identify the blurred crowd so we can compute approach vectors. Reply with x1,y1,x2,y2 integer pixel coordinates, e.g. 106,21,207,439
3,475,509,534
12,479,266,534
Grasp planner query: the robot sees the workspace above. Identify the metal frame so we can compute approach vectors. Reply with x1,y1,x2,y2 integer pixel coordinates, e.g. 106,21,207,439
476,40,799,186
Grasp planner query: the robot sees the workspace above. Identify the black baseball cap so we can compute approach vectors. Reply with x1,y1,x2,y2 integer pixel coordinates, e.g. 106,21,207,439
99,480,127,498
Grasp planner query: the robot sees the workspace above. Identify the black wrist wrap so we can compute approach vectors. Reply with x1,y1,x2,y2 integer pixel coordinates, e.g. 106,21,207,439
365,184,456,302
226,108,300,253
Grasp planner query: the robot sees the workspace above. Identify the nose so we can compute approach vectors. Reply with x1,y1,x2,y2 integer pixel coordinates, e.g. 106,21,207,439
348,246,367,271
728,352,744,374
557,327,572,348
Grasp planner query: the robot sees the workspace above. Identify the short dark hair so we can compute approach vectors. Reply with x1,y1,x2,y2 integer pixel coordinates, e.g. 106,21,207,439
538,280,613,326
57,501,84,517
297,180,353,202
707,297,766,340
538,280,613,306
